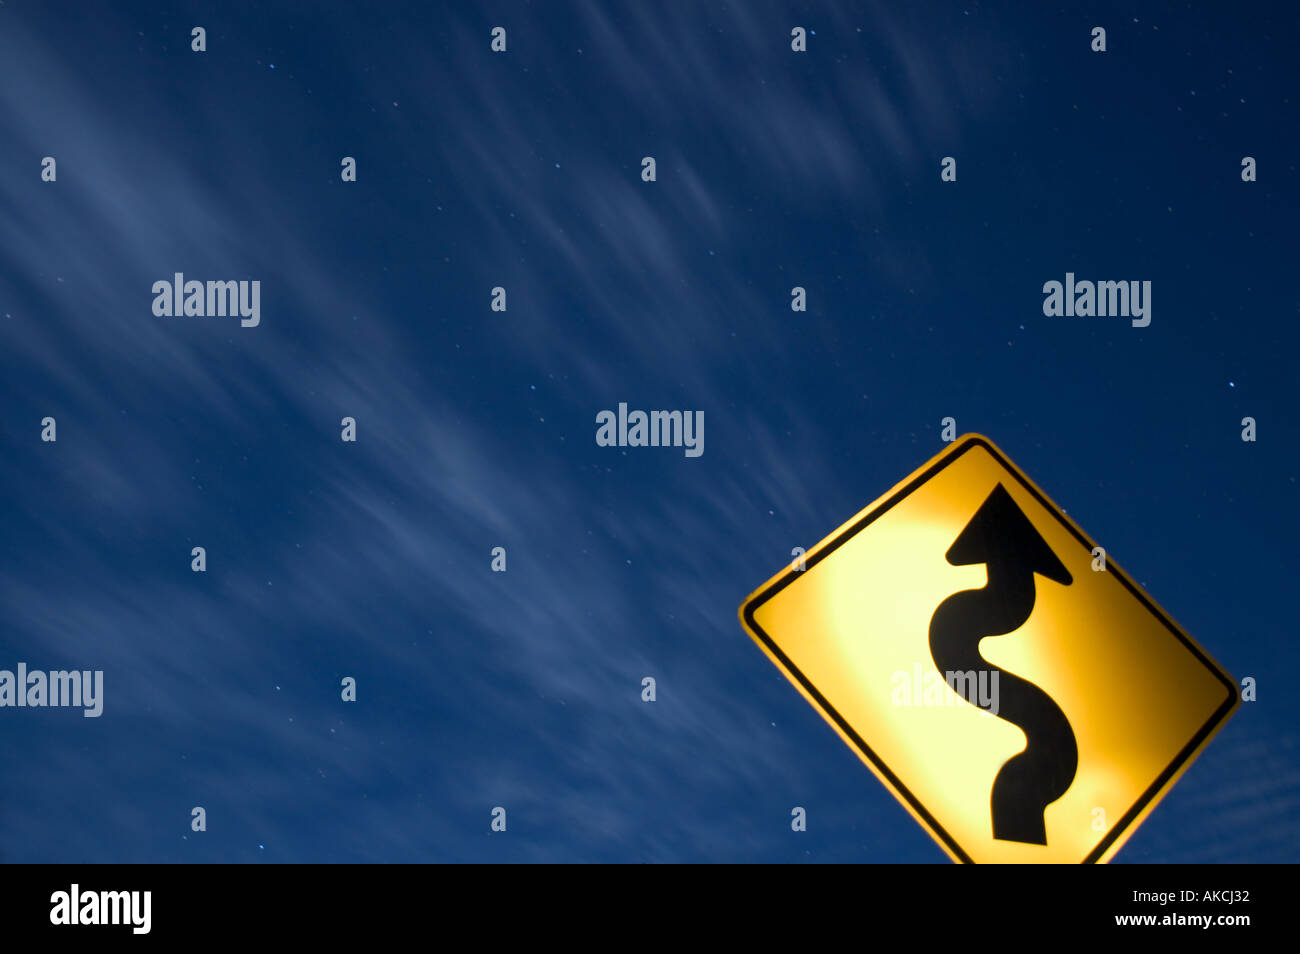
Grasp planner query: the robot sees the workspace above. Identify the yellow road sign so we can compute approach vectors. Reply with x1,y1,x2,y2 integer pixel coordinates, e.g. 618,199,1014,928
739,434,1239,863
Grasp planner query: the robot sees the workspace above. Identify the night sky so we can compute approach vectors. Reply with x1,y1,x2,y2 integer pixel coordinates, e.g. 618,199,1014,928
1,1,1296,863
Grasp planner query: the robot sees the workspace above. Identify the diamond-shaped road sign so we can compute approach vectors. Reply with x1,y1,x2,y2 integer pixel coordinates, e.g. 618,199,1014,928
739,434,1239,863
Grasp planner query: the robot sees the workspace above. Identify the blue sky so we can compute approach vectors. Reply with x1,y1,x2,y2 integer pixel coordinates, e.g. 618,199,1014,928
0,1,1296,862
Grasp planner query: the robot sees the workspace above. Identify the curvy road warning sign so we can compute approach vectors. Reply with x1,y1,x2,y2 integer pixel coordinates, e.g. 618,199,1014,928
739,434,1239,863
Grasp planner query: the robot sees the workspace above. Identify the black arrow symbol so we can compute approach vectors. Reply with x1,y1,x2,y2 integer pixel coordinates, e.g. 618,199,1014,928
928,483,1078,845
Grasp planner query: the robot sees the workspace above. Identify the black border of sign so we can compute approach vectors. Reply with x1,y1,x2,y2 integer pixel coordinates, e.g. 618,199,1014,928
739,434,1240,864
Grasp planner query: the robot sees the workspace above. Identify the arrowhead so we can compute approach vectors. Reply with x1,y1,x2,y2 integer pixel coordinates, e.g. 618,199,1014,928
946,483,1073,585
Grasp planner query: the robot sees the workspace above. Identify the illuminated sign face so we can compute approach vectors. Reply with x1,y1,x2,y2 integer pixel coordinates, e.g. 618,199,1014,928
740,435,1239,863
